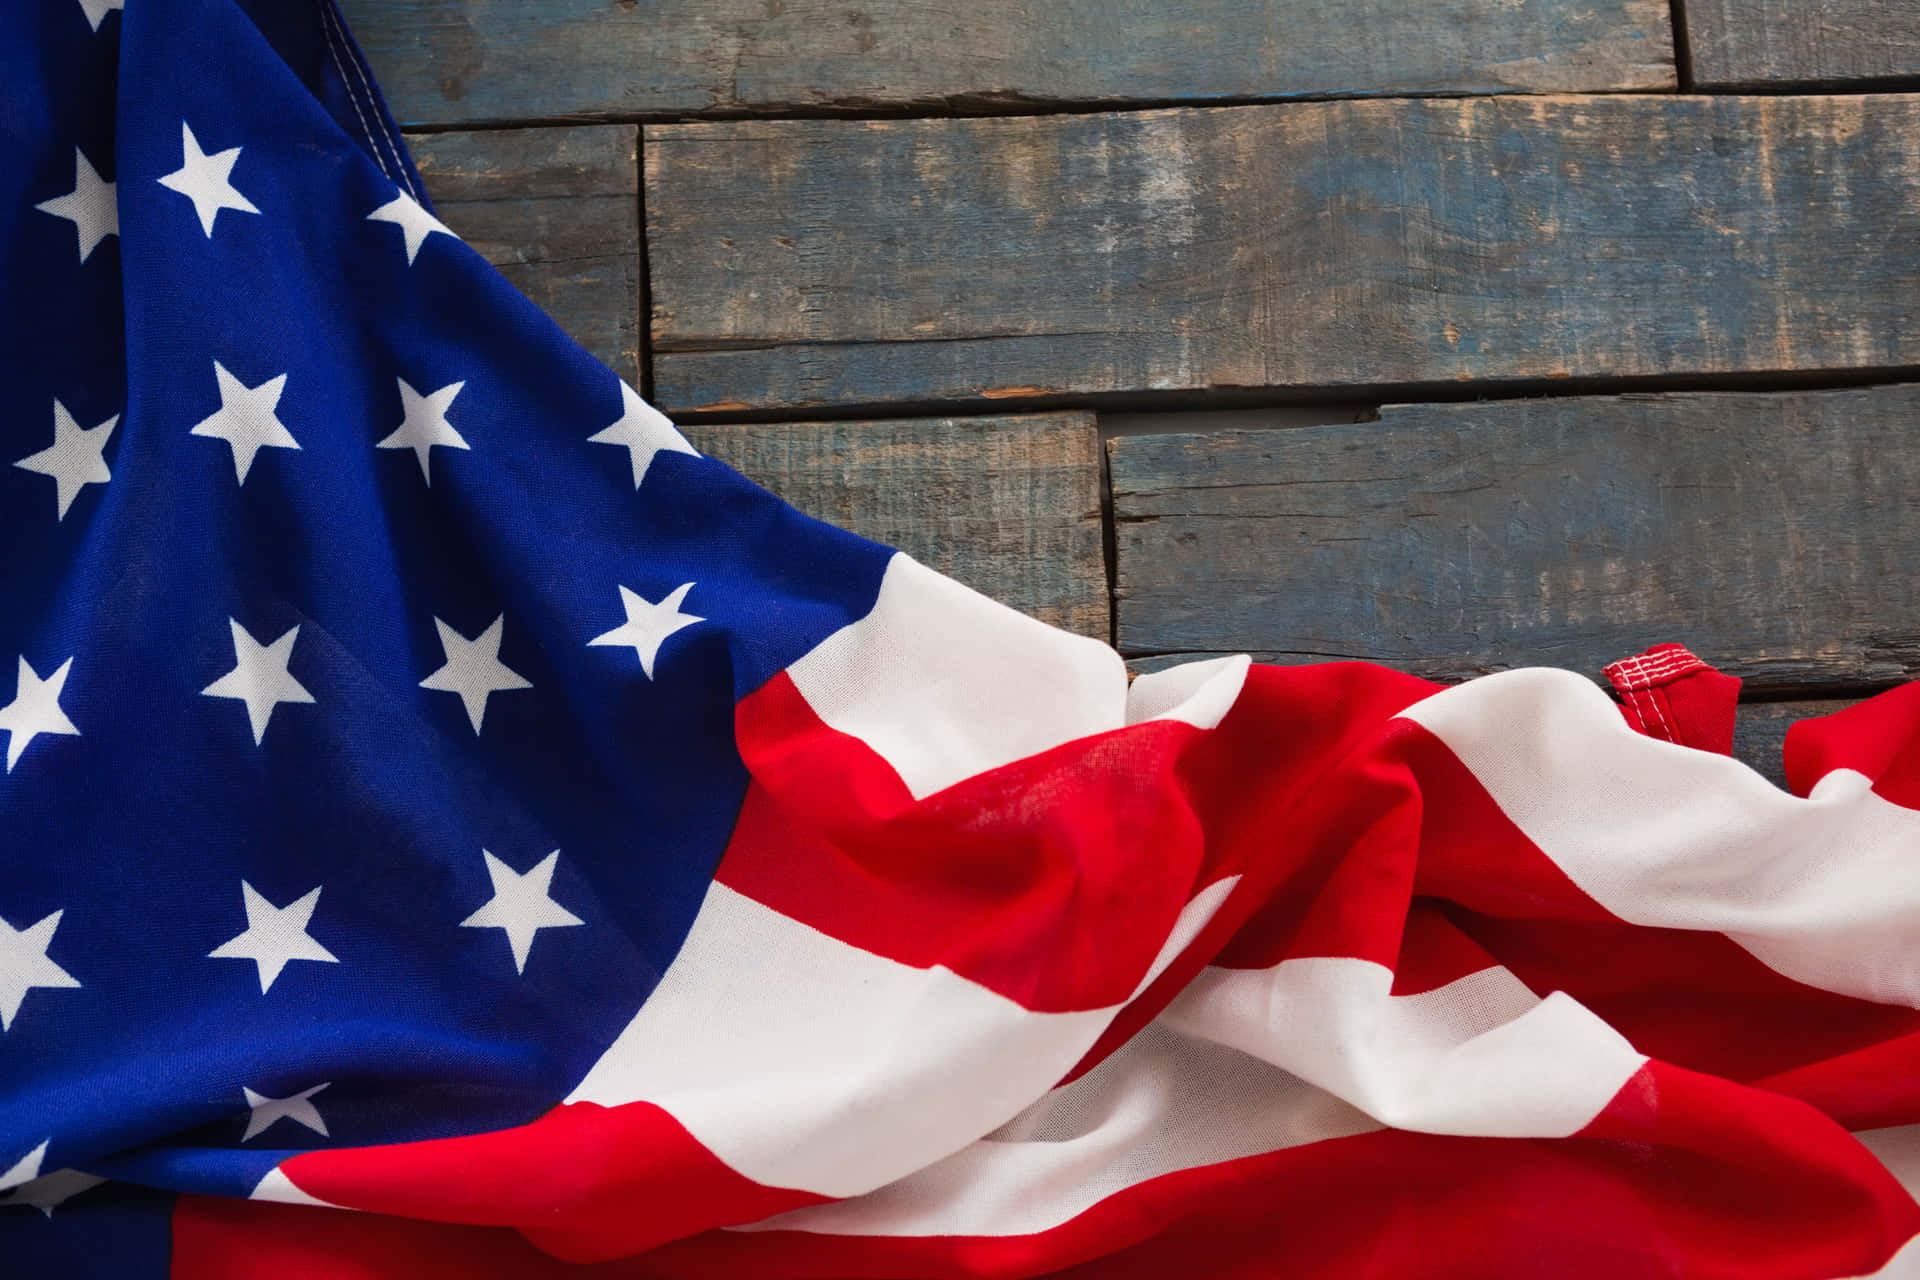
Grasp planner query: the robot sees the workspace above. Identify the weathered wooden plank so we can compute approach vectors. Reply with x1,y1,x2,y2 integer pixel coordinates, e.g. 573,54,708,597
646,94,1920,416
1108,384,1920,694
339,0,1673,129
1732,699,1861,789
1686,0,1920,88
683,412,1107,638
408,125,641,386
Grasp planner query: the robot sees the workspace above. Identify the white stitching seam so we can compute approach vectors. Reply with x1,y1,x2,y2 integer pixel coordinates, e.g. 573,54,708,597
315,0,393,182
1627,660,1679,743
319,0,418,199
1606,660,1651,733
1623,653,1706,683
1629,680,1664,742
1617,651,1699,680
1640,647,1704,671
1605,651,1706,689
322,0,404,184
351,31,424,201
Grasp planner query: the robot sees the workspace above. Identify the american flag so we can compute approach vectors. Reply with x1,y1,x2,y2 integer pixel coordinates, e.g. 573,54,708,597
6,1,1920,1276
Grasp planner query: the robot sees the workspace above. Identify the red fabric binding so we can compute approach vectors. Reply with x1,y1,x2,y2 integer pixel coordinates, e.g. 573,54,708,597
1603,643,1742,755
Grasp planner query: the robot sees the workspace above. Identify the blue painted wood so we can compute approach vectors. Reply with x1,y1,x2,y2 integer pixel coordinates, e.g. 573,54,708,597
337,0,1673,128
645,94,1920,415
1108,385,1920,693
684,412,1108,638
408,125,642,386
1687,0,1920,87
1733,700,1860,789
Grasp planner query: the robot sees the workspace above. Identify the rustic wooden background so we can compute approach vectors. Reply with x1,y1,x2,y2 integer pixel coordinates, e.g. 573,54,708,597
342,0,1920,785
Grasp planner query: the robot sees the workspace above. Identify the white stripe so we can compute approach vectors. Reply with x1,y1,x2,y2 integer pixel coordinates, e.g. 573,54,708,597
1124,654,1251,730
731,1019,1380,1238
787,560,1251,802
787,555,1128,800
785,555,1249,798
733,957,1635,1239
568,877,1239,1198
1161,959,1645,1138
1856,1124,1920,1202
251,1165,346,1208
1400,669,1920,1009
1135,875,1240,993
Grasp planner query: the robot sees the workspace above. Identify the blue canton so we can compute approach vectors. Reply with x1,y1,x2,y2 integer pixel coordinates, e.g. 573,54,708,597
0,0,892,1264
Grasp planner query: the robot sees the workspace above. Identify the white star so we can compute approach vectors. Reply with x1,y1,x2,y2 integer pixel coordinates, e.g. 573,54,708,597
587,583,703,679
158,122,260,237
460,851,583,974
0,656,80,773
14,400,116,520
191,361,299,485
74,0,122,31
377,378,468,485
419,615,531,734
201,619,314,745
588,382,698,490
0,910,80,1031
208,882,338,993
0,1168,104,1217
366,191,456,265
0,1142,47,1194
34,149,117,262
241,1082,330,1142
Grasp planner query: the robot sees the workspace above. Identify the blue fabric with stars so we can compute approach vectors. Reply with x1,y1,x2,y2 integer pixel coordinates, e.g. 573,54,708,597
1,0,894,1265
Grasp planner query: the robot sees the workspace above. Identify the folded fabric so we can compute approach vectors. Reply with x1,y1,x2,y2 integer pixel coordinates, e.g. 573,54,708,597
4,3,1917,1276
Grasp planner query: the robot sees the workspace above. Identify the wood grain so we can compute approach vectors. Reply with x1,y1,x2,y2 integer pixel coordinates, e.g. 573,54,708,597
408,125,642,386
1686,0,1920,88
684,412,1108,638
646,94,1920,415
1108,384,1920,694
339,0,1673,128
1732,699,1860,790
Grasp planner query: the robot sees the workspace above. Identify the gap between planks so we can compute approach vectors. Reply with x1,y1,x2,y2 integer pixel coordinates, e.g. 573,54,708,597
655,364,1920,429
393,82,1707,135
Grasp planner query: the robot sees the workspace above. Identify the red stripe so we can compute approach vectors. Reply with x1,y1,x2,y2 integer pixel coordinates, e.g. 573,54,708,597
1206,715,1616,986
1389,902,1507,996
175,1068,1916,1280
644,1101,1915,1280
1445,900,1920,1107
726,663,1439,1017
726,672,1216,1013
171,1196,547,1280
1758,1032,1920,1133
1062,664,1445,1075
1784,682,1920,808
1394,724,1619,929
1383,726,1920,1125
649,1063,1911,1279
1198,712,1920,1130
272,1100,823,1263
